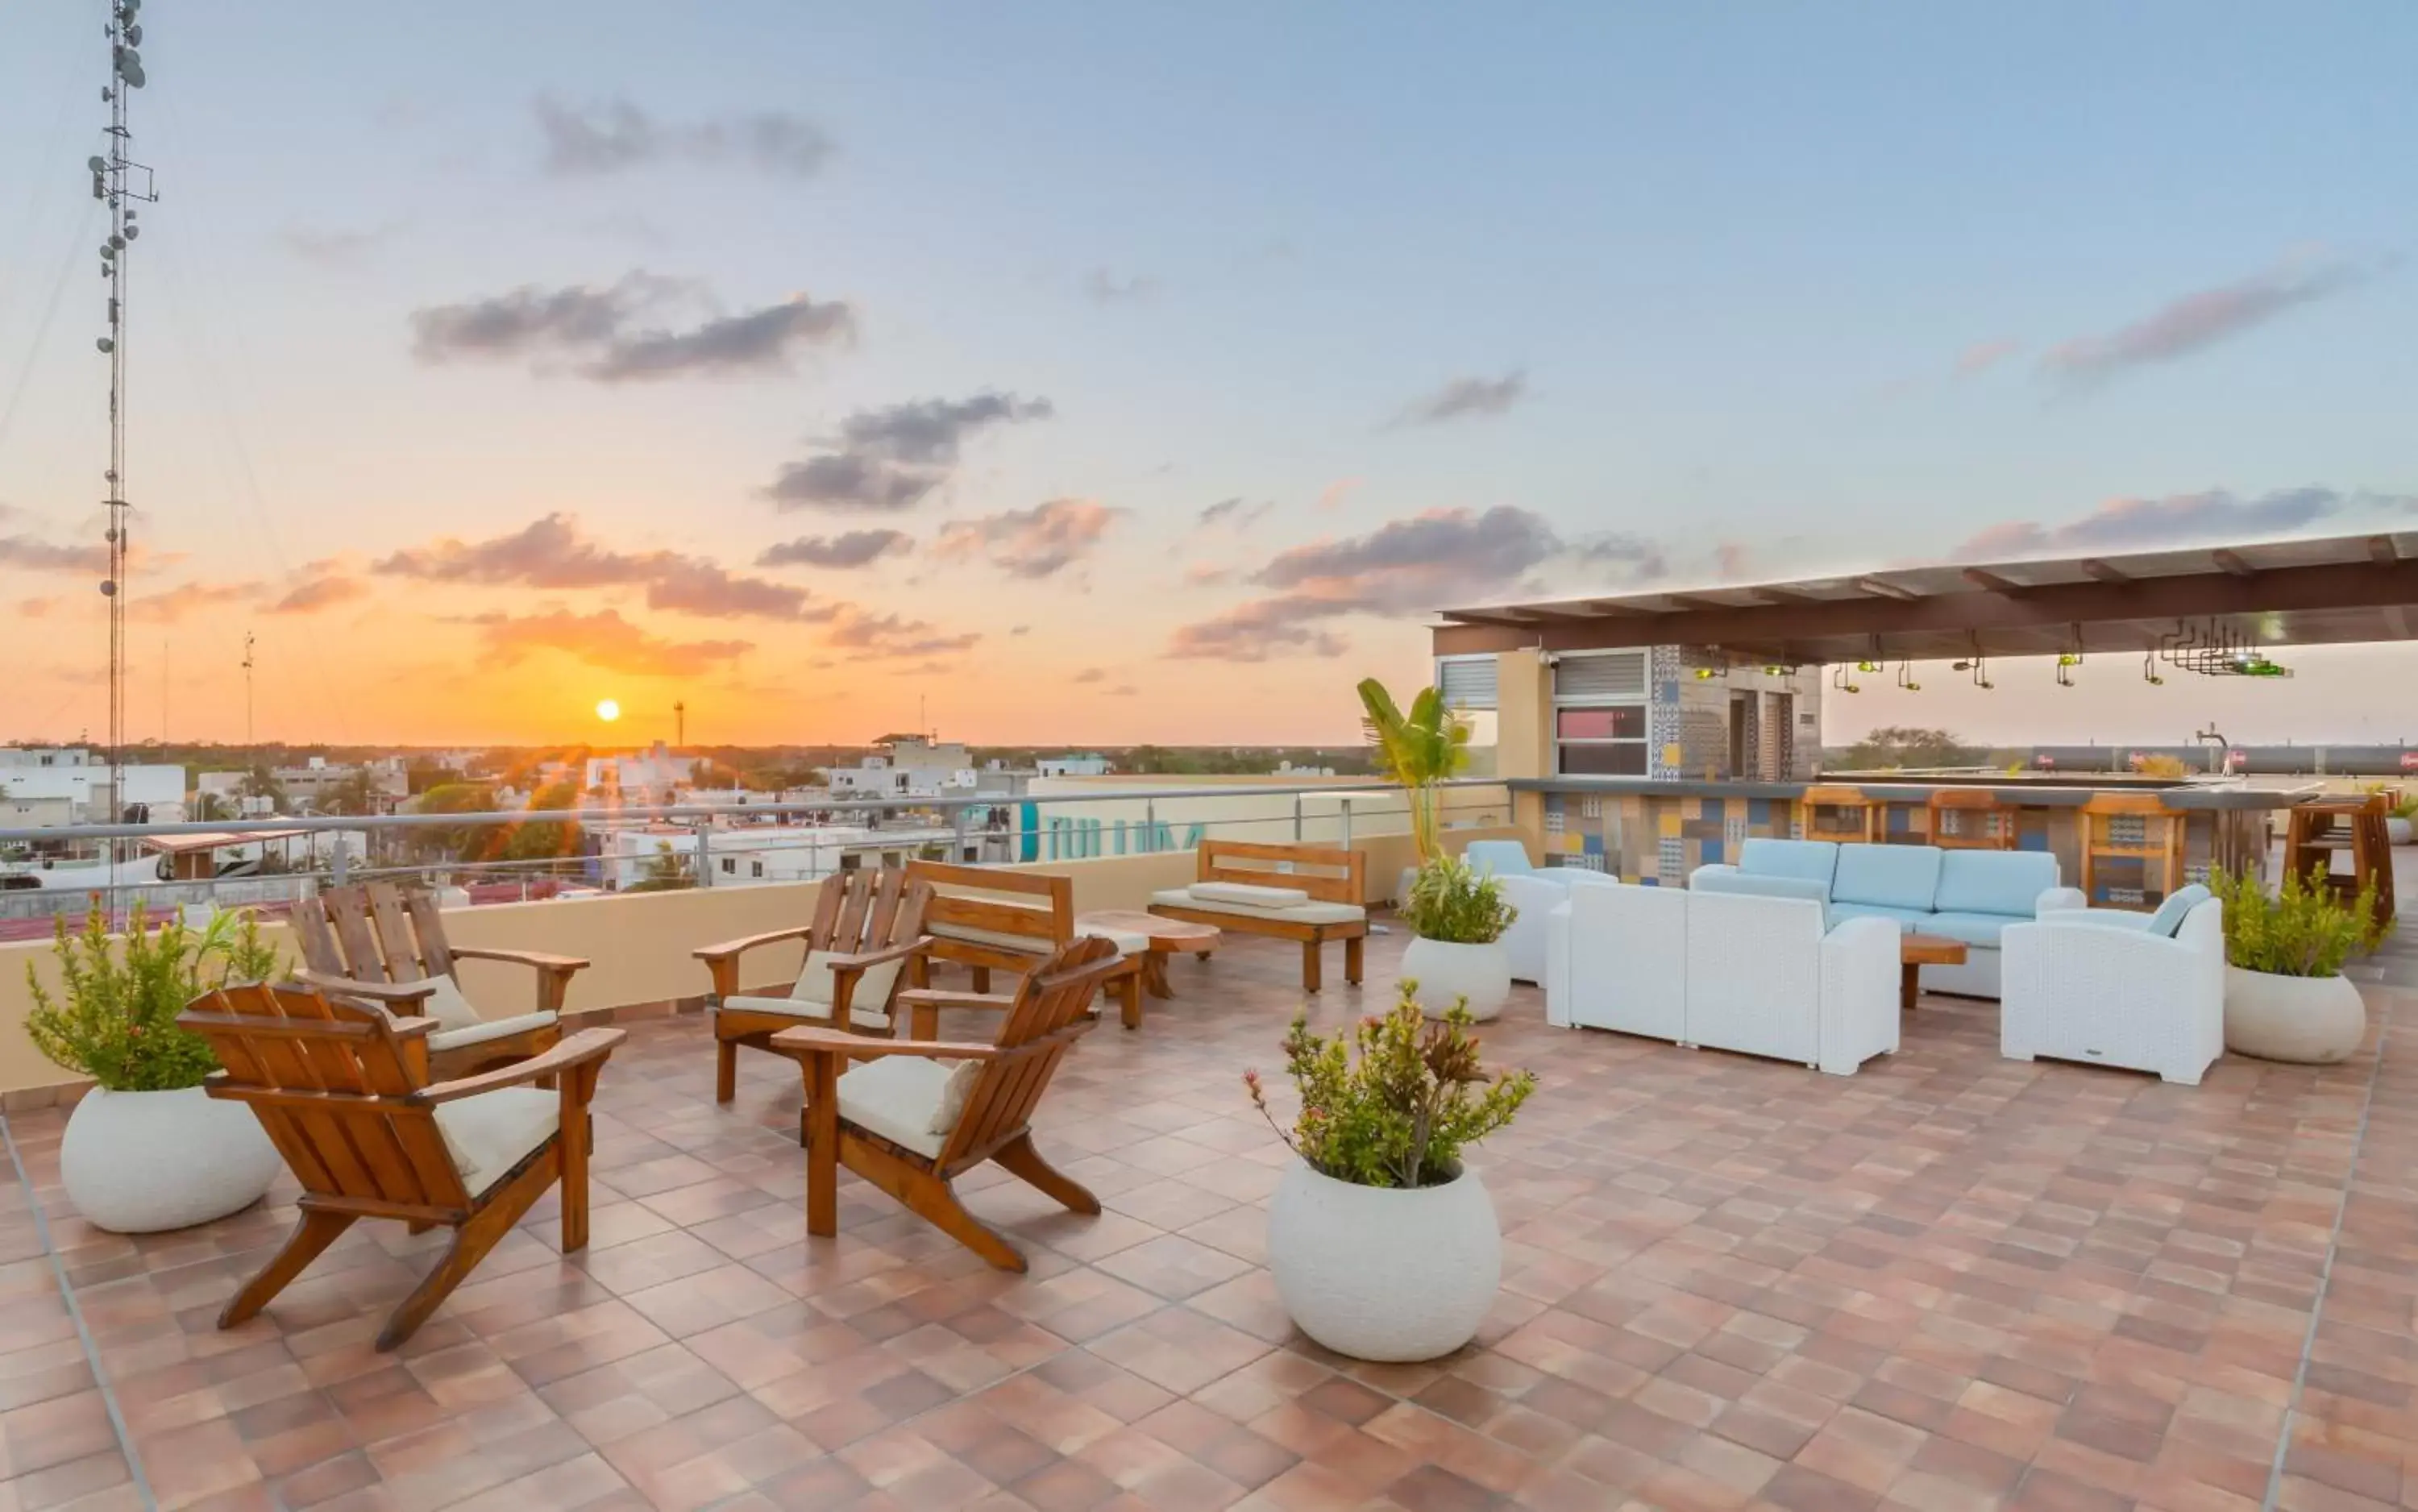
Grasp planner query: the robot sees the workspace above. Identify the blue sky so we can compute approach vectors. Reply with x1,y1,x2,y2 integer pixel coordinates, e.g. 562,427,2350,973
1,2,2412,746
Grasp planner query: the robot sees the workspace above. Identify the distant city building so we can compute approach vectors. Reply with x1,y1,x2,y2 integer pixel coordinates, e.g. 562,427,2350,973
593,820,970,891
585,741,695,806
828,736,987,800
1037,754,1113,778
0,747,185,823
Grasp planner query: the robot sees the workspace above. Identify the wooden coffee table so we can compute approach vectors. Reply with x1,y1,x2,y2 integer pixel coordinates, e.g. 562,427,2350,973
1077,911,1222,1028
1898,933,1967,1010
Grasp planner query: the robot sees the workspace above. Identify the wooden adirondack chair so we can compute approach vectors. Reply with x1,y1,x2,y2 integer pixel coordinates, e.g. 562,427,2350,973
772,934,1120,1273
177,982,625,1351
290,881,588,1079
695,865,935,1103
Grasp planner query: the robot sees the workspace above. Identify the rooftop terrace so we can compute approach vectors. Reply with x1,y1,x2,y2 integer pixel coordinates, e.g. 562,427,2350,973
1,907,2412,1511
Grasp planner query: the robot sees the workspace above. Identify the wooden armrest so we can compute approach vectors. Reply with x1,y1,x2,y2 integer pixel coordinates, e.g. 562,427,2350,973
692,924,816,964
451,946,591,975
299,969,438,1007
825,936,934,974
893,988,1018,1013
412,1028,626,1105
770,1024,1000,1061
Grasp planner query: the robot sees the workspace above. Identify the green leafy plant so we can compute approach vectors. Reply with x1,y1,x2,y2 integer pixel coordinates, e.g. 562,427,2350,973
1357,679,1470,863
2391,796,2418,821
1244,986,1535,1189
2208,862,2384,978
1401,855,1516,945
26,902,286,1091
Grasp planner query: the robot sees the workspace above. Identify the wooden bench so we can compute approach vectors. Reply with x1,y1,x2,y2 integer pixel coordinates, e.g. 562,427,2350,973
1149,840,1367,991
906,861,1147,1028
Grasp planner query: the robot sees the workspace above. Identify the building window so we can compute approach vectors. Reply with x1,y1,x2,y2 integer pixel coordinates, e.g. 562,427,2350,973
720,857,736,874
1552,650,1648,776
1435,655,1498,711
750,860,764,878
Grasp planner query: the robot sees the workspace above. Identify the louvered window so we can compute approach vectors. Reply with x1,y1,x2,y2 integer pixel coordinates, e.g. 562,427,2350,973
1552,650,1649,776
1435,656,1498,710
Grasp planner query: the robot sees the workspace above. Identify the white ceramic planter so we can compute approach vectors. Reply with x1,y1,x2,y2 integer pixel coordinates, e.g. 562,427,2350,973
1266,1160,1501,1362
59,1086,280,1234
2388,816,2413,845
1401,937,1512,1022
2223,966,2366,1065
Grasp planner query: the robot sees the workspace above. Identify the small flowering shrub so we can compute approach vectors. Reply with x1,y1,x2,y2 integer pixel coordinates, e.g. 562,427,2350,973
26,901,285,1092
2208,862,2385,978
1401,856,1516,945
1245,982,1536,1189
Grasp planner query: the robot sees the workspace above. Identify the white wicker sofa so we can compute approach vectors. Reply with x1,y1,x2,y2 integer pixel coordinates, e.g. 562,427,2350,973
1545,880,1899,1076
1999,892,2225,1085
1689,838,2084,998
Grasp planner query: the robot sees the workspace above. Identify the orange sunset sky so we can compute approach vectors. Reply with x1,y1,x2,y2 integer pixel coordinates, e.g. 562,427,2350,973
2,6,2412,750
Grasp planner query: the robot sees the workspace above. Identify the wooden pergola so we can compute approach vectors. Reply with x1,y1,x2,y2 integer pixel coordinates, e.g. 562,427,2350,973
1431,530,2418,667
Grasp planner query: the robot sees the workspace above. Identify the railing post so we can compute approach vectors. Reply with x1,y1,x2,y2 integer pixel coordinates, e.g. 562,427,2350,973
330,835,349,887
1145,799,1157,854
1340,796,1352,852
1293,795,1304,841
952,803,970,862
693,823,713,888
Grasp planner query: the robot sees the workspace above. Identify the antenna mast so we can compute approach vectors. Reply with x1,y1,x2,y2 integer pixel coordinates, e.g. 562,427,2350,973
242,632,256,751
93,0,156,849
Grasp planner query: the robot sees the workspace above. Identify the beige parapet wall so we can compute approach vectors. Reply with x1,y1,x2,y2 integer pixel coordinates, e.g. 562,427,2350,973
0,815,1526,1099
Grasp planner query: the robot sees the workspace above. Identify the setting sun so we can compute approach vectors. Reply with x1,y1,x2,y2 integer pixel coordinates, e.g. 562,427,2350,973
595,699,621,723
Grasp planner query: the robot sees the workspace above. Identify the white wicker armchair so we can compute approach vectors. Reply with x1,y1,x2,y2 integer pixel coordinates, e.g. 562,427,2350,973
1499,869,1615,983
1682,891,1900,1076
2000,897,2225,1085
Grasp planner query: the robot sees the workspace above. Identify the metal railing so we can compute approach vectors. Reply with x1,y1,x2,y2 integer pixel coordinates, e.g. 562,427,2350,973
0,780,1513,933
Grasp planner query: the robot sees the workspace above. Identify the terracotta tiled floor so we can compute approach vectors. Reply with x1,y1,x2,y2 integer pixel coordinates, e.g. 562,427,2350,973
2,921,2412,1510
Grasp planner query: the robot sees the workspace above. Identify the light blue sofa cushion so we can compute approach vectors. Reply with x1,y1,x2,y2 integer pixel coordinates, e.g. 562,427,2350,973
1830,902,1929,931
1923,910,2025,949
1736,838,1840,889
1832,844,1942,912
1934,850,2060,917
1690,868,1830,927
2144,883,2212,938
1460,840,1536,879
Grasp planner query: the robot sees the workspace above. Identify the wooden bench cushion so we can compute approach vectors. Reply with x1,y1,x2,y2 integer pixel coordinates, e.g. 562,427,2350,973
1150,888,1365,925
1190,881,1313,908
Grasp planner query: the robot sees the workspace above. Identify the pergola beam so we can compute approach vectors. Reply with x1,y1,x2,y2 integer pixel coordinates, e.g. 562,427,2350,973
2078,559,2130,584
1852,577,1921,601
1962,568,2025,595
2212,550,2259,579
2370,535,2400,567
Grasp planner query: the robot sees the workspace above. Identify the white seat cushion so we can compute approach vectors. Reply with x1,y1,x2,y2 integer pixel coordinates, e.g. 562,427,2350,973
432,1088,557,1198
927,921,1055,954
722,994,892,1030
837,1056,983,1161
1189,881,1312,908
393,975,484,1033
791,948,904,1021
1151,888,1365,926
429,1011,557,1051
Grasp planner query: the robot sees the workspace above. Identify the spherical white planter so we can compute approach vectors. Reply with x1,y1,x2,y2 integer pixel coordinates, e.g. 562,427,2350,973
59,1086,280,1234
1267,1160,1501,1362
2388,816,2413,845
1400,937,1511,1022
2224,966,2367,1065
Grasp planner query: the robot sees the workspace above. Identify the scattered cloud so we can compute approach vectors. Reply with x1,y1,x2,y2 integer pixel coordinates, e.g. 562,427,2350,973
281,222,403,270
1953,339,2021,379
409,273,854,382
0,536,106,574
1009,624,1031,636
1072,667,1107,684
16,596,56,618
1196,496,1273,530
1387,371,1528,428
2041,258,2381,387
468,608,754,676
756,530,914,570
535,95,834,179
375,513,825,621
267,574,370,614
762,391,1053,513
1082,268,1156,304
822,607,981,659
1168,505,1648,662
1713,542,1754,581
1184,563,1236,587
1955,486,2418,559
933,498,1123,579
1315,478,1364,513
129,580,264,623
1108,684,1139,696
